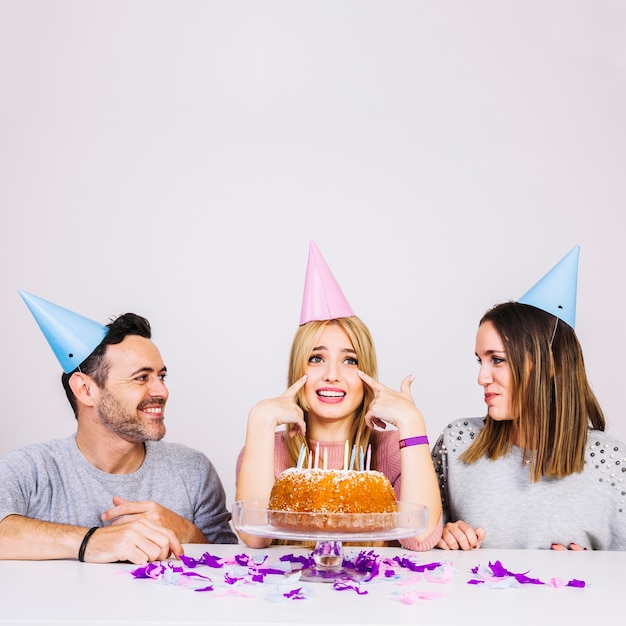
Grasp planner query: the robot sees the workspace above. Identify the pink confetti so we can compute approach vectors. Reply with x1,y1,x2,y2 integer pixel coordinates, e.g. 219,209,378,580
393,590,448,604
424,564,455,584
213,588,255,598
396,574,422,586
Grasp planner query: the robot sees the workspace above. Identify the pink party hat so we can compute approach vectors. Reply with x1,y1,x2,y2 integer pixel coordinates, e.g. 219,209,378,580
518,245,580,328
299,241,355,324
19,290,109,373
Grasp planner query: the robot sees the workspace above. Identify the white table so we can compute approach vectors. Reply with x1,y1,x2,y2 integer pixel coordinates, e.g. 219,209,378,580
1,544,623,625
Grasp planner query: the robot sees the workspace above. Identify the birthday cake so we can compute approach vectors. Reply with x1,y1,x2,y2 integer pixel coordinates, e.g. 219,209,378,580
268,468,398,532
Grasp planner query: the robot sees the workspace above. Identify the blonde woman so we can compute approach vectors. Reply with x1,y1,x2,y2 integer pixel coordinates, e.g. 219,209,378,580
236,243,442,550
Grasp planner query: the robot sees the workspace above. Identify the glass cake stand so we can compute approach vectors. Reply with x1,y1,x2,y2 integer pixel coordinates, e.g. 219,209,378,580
232,500,428,582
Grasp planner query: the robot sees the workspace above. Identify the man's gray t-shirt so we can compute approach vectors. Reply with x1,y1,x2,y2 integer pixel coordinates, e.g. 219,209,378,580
0,435,238,544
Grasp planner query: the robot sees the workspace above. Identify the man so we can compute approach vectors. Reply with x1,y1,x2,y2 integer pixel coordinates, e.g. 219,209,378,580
0,291,237,564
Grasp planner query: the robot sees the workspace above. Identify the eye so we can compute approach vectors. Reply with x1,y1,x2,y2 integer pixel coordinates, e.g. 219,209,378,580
308,354,323,364
492,356,505,365
344,356,358,366
135,375,149,382
476,357,482,365
159,373,167,382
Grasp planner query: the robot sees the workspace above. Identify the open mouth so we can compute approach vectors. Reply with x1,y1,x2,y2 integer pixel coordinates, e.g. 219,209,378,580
141,406,164,414
138,399,165,415
317,390,346,398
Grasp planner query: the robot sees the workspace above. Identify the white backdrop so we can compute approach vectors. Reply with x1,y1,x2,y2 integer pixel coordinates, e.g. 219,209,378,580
1,1,625,510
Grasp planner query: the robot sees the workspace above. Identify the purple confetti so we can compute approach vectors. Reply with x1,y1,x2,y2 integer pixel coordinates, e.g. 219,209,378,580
333,580,368,595
224,574,244,585
180,571,212,581
344,550,381,581
280,553,315,568
257,567,287,576
283,587,307,600
130,563,165,579
394,556,442,572
467,560,586,589
488,560,514,577
180,552,225,569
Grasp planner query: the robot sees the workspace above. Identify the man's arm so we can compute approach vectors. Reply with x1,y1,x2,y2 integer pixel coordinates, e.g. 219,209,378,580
0,515,86,560
0,514,183,563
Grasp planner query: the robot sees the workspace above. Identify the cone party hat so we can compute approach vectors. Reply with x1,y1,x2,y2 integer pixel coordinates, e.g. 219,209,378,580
518,245,580,328
299,241,354,325
19,290,109,373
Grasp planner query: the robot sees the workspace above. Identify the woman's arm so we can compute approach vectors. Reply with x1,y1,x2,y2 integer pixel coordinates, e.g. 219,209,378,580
235,376,307,548
358,371,442,549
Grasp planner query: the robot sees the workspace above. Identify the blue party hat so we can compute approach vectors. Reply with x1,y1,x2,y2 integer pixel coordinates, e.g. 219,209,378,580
518,245,580,328
19,290,109,373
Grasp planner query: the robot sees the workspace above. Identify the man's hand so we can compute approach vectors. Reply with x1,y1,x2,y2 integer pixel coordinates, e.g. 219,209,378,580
83,519,184,563
101,496,206,543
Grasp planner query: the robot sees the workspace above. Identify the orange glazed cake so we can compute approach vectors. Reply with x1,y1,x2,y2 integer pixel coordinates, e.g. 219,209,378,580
268,468,398,532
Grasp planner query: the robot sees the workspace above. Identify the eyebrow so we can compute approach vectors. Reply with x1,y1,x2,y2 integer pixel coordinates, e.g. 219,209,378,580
475,349,506,357
129,366,167,377
312,345,357,354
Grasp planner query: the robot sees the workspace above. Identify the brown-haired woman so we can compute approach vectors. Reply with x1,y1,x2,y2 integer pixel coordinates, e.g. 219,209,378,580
433,301,625,550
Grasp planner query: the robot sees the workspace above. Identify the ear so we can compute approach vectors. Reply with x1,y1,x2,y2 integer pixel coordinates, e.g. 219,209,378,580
69,372,97,408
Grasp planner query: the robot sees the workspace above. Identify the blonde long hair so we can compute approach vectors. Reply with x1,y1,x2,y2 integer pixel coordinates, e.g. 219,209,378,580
283,316,379,468
461,301,605,481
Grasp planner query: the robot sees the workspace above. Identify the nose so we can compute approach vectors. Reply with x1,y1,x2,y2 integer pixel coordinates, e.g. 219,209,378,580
149,376,169,398
477,363,492,387
323,359,340,382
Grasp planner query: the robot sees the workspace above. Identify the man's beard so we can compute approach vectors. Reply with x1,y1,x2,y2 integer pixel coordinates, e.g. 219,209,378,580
96,388,166,443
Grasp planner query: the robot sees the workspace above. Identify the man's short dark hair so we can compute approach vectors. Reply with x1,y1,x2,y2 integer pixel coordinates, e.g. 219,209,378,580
61,313,152,417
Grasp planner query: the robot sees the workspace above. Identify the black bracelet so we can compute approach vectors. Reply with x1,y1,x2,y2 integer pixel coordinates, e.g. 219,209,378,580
78,527,99,562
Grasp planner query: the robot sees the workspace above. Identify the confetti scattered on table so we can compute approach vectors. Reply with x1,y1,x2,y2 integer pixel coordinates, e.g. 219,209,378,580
126,551,586,602
467,560,587,589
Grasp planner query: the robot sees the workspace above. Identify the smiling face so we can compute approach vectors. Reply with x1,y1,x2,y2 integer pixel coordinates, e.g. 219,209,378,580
95,335,169,443
302,323,365,428
475,320,514,422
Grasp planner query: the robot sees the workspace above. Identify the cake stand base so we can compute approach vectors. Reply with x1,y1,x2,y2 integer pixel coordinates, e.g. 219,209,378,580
298,540,369,583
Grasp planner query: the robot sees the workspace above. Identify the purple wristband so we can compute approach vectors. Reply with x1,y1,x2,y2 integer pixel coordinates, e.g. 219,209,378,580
398,435,429,449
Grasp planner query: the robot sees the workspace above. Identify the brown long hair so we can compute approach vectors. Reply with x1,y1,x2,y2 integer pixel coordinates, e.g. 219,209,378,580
461,302,605,481
283,316,379,468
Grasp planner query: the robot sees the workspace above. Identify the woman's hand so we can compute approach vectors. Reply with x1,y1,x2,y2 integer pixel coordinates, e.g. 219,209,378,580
551,542,587,551
357,370,424,436
437,521,486,550
247,375,307,437
236,375,308,550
